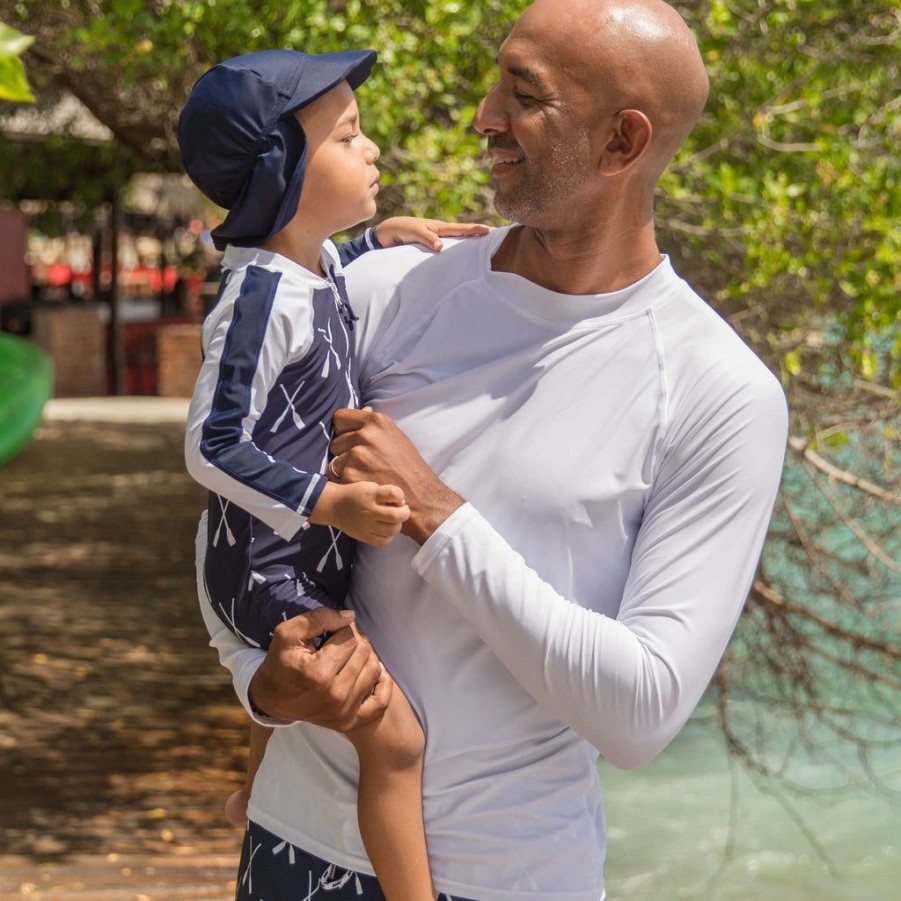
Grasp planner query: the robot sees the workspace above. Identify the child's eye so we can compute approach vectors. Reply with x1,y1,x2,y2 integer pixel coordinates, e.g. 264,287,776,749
341,133,358,144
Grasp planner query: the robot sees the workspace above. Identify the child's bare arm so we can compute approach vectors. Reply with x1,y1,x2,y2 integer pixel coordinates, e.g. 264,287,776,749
308,481,410,545
375,216,491,252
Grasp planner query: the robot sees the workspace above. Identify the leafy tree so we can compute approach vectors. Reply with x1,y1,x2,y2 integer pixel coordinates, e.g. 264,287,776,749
0,0,523,208
3,0,898,812
667,0,899,384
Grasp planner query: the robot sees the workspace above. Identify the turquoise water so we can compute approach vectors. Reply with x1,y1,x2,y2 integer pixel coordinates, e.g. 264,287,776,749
599,707,899,900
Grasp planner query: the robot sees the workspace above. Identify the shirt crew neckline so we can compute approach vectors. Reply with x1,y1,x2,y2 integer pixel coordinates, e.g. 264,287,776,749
481,225,677,327
222,242,339,286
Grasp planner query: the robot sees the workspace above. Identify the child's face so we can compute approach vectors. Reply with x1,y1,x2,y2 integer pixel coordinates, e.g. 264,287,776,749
295,81,381,235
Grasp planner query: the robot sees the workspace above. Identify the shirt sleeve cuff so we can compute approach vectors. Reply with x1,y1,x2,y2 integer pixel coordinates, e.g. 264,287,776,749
411,502,481,575
245,686,296,727
364,226,382,251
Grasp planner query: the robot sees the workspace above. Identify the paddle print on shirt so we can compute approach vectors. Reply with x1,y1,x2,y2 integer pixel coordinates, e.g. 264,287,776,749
204,273,360,650
236,823,470,901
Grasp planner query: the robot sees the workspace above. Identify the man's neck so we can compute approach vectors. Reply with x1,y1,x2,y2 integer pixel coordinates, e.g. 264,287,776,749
492,217,661,296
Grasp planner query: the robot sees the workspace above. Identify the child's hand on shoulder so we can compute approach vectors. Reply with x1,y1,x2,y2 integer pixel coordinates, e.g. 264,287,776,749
375,216,491,252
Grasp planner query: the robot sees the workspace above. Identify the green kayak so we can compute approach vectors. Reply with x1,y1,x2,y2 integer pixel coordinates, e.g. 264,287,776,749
0,332,53,465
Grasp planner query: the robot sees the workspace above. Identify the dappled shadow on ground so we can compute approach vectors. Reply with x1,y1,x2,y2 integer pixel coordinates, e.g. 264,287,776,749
0,420,247,863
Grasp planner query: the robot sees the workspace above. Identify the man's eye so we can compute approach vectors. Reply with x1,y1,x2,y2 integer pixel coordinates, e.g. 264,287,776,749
513,91,536,104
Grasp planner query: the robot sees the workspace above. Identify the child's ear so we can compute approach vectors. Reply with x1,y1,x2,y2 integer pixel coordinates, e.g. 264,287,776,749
599,110,652,176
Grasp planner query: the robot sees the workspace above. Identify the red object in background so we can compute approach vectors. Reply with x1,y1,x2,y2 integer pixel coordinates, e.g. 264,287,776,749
71,270,93,291
122,320,159,395
29,262,183,297
99,263,180,295
122,315,196,396
47,263,72,286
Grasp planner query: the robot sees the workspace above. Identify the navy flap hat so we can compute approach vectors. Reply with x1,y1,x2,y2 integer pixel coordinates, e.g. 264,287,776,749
178,49,377,251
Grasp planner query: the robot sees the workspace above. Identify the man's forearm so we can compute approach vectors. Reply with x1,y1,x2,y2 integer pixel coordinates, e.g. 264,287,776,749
246,666,286,721
411,503,748,770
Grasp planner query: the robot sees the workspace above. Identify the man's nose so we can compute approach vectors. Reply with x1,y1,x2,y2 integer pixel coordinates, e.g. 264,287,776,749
474,85,506,135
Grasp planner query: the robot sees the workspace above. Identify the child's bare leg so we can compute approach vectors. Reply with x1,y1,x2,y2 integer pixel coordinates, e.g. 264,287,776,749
226,720,273,828
347,687,433,901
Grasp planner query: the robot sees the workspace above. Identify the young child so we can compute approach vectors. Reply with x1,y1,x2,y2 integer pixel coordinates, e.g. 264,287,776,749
178,49,486,901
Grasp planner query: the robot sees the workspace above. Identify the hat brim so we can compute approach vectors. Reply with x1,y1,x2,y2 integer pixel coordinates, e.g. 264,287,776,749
284,49,377,115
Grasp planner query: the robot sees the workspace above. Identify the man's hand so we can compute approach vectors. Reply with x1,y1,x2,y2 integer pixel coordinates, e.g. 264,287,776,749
248,607,392,732
328,408,464,545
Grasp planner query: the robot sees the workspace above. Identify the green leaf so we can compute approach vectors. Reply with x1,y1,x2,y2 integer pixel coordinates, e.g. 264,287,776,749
0,22,34,102
784,349,803,377
0,55,34,103
0,22,34,58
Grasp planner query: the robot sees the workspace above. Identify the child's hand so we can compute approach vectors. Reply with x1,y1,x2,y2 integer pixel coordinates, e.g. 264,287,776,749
309,481,410,546
375,216,491,252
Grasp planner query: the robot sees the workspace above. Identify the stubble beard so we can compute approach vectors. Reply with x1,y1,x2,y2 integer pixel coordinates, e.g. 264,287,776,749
492,146,589,225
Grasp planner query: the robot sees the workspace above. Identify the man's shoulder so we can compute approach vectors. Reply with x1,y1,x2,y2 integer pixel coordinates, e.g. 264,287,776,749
654,277,786,429
344,235,487,298
659,277,770,376
343,241,432,286
348,236,490,368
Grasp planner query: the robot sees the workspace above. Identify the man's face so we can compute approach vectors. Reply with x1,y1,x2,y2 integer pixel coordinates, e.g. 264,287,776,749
473,25,607,225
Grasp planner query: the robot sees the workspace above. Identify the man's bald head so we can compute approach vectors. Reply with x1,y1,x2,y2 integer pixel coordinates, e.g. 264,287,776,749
514,0,709,172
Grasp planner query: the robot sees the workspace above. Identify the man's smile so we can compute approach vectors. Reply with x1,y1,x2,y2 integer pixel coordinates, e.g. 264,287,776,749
487,144,525,176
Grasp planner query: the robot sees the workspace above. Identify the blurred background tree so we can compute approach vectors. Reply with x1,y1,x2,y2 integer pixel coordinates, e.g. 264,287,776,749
2,0,897,800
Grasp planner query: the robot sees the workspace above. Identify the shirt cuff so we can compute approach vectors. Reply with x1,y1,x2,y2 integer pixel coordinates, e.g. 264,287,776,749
364,226,382,251
245,683,296,728
411,502,480,575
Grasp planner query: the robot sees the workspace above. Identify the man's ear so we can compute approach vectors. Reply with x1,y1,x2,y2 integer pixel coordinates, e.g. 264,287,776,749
599,109,652,176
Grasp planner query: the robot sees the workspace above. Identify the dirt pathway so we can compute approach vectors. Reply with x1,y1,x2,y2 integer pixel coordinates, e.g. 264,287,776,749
0,417,247,899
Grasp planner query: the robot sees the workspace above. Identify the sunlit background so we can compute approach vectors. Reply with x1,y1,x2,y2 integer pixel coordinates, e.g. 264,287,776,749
0,2,897,899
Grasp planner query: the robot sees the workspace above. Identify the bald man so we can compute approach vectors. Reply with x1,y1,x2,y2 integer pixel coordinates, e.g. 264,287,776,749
199,2,788,899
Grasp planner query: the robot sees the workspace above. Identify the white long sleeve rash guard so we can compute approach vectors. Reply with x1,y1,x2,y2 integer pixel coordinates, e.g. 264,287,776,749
196,227,788,901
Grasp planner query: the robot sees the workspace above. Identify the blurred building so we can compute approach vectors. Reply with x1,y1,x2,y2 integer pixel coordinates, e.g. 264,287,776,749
0,92,218,398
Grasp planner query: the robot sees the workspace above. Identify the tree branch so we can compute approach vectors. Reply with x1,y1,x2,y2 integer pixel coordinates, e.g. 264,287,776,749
788,436,901,504
750,581,901,661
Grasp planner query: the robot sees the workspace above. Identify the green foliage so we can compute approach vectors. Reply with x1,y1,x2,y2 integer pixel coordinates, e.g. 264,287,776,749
6,0,530,216
0,21,33,101
665,0,899,384
4,0,898,383
0,135,136,207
